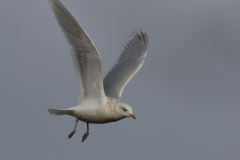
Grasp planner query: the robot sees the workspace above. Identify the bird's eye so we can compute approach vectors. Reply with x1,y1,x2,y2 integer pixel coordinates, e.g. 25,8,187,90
122,108,127,112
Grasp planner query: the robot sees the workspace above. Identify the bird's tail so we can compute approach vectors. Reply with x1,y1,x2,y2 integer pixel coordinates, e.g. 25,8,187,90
48,109,75,116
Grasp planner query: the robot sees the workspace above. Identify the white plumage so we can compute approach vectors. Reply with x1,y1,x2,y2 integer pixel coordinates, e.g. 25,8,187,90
48,0,148,142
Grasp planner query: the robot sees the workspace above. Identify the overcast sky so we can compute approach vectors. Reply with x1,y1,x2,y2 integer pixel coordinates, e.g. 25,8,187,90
1,0,240,159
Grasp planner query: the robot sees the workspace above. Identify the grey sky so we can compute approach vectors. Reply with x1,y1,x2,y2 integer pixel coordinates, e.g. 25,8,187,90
1,0,240,159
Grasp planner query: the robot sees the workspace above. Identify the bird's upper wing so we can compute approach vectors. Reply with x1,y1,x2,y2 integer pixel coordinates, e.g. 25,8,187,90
103,29,148,101
49,0,107,105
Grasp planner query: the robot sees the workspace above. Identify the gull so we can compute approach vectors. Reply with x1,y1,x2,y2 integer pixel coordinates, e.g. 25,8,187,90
48,0,148,142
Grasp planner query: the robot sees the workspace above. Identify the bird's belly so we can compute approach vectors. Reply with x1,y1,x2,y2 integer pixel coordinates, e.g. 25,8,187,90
79,114,121,124
76,110,120,124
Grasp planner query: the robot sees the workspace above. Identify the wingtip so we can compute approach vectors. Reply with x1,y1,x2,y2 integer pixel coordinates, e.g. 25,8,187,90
48,0,54,4
129,28,148,47
48,0,61,7
134,29,148,46
48,0,57,3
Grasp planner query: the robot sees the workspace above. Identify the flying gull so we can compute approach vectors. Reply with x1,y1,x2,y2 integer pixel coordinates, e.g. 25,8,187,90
48,0,148,142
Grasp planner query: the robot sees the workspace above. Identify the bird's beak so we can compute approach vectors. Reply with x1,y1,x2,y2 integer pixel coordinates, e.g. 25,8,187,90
129,113,136,119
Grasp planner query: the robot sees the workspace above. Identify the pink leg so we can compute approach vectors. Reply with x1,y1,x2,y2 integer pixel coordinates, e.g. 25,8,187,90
68,118,78,139
82,123,90,142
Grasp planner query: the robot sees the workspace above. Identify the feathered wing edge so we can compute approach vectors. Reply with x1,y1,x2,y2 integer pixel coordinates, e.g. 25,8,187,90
103,29,148,100
48,0,107,105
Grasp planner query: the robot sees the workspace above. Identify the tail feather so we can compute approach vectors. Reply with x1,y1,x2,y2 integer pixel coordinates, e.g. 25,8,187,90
48,109,74,116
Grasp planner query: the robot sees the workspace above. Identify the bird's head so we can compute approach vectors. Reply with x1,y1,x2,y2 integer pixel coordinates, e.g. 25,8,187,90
117,103,136,119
